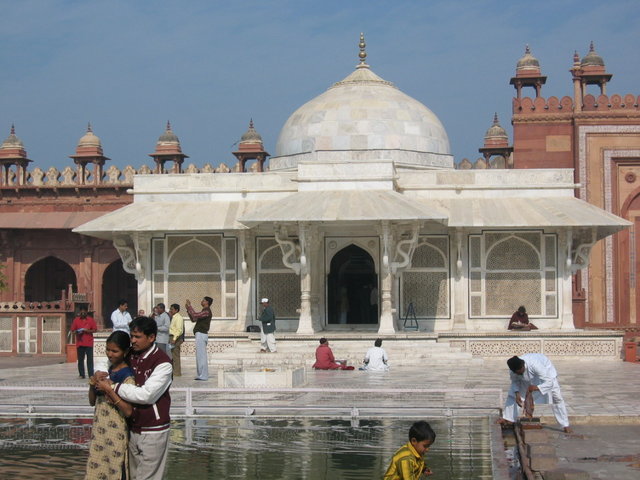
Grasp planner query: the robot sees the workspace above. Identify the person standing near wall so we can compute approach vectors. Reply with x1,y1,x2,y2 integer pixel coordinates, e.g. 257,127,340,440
259,298,277,353
111,299,133,334
71,307,97,379
186,296,213,381
168,303,185,377
152,303,171,355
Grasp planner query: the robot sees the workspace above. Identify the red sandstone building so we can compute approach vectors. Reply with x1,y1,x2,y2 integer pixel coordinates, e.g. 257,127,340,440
0,121,267,356
464,43,640,335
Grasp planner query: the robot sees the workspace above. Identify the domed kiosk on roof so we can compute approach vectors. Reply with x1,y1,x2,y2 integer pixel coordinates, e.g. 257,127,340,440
270,34,453,171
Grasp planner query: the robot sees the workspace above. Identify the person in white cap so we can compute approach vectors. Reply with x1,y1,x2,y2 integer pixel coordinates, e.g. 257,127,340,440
259,298,276,353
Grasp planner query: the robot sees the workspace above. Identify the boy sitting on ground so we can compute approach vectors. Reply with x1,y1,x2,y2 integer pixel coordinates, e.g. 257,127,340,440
383,420,436,479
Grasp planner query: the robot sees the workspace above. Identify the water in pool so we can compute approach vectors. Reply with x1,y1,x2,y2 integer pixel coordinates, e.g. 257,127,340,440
0,416,494,479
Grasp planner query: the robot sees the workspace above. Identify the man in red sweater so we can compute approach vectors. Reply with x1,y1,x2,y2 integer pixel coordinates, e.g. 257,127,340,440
70,307,97,379
312,338,354,370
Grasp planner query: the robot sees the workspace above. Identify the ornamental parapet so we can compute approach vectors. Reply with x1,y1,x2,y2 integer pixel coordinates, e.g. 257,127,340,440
0,161,253,188
456,156,509,169
580,93,640,112
513,95,574,114
513,94,640,115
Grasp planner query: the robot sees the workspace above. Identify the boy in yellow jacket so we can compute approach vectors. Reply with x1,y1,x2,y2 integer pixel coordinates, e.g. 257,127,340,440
383,421,436,479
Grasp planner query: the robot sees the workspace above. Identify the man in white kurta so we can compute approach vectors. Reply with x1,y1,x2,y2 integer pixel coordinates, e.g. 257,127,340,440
502,353,571,432
362,338,389,371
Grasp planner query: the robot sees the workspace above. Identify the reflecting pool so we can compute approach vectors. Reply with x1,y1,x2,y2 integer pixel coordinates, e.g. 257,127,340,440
0,416,494,479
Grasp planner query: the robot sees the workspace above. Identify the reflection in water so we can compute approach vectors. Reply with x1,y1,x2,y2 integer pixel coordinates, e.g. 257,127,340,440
0,416,493,479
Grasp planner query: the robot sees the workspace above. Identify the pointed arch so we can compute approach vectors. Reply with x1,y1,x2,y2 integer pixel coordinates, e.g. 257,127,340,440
400,236,450,319
24,256,76,302
327,244,377,324
102,259,137,325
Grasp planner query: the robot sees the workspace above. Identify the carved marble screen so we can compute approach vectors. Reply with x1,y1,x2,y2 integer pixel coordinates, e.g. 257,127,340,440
0,316,12,352
256,238,300,319
400,236,450,318
469,231,557,318
152,235,237,319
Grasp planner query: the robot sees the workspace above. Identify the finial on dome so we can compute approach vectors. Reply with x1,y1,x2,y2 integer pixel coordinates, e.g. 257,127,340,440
573,50,580,63
249,118,254,129
357,32,368,68
10,123,15,135
589,40,595,52
166,120,172,131
493,112,499,125
525,44,530,55
87,122,93,133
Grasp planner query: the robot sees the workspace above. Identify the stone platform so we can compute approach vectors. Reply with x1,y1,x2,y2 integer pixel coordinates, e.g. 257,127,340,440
92,330,625,368
217,367,306,388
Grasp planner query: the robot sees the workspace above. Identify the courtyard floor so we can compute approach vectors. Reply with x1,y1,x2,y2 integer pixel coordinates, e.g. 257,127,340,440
1,354,639,479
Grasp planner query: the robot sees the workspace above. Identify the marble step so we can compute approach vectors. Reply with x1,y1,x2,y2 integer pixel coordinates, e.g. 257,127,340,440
201,356,482,368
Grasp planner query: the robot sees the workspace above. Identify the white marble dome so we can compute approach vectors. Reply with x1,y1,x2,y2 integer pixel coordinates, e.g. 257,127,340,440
270,63,453,170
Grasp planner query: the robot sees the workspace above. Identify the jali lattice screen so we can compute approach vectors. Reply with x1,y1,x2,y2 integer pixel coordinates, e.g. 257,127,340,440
469,231,557,317
400,236,450,318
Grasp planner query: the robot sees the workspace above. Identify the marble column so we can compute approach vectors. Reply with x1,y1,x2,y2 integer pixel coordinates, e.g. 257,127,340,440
296,223,314,334
378,222,396,334
451,229,468,331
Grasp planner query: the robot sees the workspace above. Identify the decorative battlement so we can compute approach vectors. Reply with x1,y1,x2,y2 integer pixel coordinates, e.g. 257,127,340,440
514,94,640,115
0,160,265,188
581,93,640,112
457,157,508,170
513,95,574,114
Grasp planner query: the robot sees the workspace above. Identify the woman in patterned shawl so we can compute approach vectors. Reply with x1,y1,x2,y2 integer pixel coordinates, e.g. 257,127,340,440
85,331,135,480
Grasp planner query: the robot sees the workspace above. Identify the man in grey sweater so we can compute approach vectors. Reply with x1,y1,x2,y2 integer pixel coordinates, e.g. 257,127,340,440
152,303,171,355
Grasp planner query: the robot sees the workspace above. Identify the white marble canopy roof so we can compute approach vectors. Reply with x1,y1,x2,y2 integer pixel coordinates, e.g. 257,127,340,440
424,196,630,240
74,191,630,240
73,200,260,239
237,190,448,226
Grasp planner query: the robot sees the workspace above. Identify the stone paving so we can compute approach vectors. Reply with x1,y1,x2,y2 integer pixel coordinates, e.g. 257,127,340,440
1,356,639,420
1,355,639,478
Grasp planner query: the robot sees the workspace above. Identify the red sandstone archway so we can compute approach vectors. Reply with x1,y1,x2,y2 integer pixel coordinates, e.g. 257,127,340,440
24,256,77,302
618,188,640,325
101,259,137,328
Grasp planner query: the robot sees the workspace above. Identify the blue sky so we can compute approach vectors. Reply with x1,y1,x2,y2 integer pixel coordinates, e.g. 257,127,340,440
1,0,638,171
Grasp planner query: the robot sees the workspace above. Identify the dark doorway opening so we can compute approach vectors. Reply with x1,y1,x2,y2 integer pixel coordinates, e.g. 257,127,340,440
327,244,378,324
24,256,77,302
102,259,137,328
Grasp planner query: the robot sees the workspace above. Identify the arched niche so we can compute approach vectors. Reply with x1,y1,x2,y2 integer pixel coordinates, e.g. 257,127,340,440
102,259,137,326
24,256,77,302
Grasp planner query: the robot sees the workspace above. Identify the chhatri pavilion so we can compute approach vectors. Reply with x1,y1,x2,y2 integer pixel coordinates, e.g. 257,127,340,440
75,36,629,340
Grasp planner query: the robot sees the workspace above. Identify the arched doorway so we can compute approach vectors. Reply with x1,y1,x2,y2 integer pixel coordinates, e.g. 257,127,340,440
24,256,77,302
327,245,377,325
102,259,137,328
618,189,640,325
